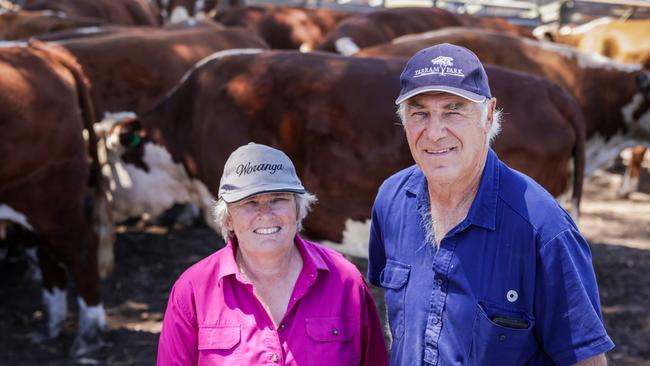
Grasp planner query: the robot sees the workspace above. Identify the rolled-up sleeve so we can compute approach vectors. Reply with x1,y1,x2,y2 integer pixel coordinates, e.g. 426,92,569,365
157,283,198,366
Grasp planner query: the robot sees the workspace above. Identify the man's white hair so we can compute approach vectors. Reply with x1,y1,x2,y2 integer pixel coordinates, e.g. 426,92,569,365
212,192,318,241
396,98,502,145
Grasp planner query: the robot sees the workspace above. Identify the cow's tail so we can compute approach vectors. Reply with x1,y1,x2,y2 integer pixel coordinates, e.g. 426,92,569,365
551,83,586,220
28,40,115,277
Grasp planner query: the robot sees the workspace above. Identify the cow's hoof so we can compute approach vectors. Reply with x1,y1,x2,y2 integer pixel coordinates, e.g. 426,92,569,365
69,333,105,357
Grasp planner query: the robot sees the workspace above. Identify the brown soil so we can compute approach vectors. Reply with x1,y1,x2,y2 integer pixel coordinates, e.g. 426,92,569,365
1,165,649,365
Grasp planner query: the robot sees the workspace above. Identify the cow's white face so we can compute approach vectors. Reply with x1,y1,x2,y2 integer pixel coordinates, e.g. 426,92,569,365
98,114,216,229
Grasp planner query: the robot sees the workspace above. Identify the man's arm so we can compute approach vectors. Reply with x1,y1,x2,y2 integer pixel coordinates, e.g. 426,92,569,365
572,353,607,366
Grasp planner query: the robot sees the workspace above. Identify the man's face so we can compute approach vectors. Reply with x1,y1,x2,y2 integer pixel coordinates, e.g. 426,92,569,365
403,92,493,185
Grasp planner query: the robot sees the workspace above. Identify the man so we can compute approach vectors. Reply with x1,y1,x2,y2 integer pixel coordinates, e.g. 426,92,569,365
367,43,614,365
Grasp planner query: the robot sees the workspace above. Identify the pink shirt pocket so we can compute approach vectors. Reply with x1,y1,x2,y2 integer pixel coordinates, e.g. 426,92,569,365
303,317,359,365
198,325,241,364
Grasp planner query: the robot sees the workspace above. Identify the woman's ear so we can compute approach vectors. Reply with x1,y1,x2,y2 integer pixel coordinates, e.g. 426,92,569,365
224,214,233,232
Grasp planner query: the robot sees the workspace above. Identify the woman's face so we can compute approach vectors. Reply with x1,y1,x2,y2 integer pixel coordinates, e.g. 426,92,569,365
226,192,298,256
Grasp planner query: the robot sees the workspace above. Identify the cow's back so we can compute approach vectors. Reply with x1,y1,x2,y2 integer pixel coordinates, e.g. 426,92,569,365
60,24,268,115
0,45,86,192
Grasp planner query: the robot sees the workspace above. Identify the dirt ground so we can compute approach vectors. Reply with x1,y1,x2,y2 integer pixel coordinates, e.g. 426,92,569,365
1,163,649,365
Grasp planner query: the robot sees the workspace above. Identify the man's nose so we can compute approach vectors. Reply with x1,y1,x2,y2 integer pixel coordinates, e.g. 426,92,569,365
424,117,447,141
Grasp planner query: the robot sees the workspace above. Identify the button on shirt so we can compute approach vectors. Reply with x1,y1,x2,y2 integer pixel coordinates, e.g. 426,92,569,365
368,149,614,366
158,235,388,366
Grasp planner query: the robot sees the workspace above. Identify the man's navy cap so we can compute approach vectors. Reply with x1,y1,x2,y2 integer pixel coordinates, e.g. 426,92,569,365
395,43,492,104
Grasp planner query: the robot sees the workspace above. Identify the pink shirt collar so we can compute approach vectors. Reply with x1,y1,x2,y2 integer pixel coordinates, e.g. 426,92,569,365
215,234,330,284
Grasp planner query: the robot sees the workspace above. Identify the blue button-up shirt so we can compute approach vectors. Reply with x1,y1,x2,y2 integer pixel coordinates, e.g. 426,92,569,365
368,149,614,366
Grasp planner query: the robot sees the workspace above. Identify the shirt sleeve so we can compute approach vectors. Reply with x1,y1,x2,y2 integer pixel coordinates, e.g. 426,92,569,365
359,279,389,366
157,282,199,366
367,201,387,287
534,229,614,366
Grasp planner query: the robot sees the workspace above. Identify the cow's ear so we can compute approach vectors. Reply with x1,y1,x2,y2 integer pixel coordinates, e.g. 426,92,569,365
637,72,650,98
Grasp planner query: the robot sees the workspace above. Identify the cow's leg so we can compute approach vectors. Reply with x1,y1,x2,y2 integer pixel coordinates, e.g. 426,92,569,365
618,146,647,198
37,245,68,339
43,215,106,356
61,223,107,356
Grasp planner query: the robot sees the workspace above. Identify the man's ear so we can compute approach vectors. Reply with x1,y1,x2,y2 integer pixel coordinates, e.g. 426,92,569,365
484,97,497,131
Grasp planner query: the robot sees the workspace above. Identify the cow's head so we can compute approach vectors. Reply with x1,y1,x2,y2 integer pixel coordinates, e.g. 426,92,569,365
95,112,150,172
95,112,210,225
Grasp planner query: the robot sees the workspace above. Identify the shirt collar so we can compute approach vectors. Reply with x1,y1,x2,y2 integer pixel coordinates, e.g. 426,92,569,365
403,148,499,231
216,234,329,283
463,148,499,230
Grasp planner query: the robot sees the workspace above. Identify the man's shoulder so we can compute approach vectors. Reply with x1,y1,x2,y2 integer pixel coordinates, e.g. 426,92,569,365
173,246,230,289
496,160,578,241
376,164,421,201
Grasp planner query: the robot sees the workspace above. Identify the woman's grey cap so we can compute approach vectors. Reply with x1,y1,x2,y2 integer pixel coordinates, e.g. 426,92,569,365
218,143,305,203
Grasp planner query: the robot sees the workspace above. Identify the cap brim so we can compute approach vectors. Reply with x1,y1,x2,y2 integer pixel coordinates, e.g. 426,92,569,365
395,85,487,105
220,185,306,203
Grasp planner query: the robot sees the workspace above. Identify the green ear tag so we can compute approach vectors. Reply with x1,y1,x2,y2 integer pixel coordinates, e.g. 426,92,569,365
130,134,142,148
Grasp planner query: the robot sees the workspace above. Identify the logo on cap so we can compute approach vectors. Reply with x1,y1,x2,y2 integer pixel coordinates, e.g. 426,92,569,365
414,56,464,78
235,162,283,177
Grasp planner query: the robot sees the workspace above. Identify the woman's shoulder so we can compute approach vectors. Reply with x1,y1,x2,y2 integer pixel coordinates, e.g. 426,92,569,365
301,239,365,283
173,245,234,290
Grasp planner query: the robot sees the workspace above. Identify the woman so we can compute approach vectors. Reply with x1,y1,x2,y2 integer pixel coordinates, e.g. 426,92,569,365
157,143,388,365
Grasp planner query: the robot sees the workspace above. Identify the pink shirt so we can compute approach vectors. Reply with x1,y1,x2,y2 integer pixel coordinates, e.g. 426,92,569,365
157,235,388,366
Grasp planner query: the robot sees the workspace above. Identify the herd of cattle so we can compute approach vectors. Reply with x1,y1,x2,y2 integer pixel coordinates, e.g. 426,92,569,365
1,0,649,356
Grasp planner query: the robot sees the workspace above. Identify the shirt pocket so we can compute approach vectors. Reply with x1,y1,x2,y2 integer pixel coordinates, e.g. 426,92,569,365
379,259,410,341
305,317,359,366
468,300,537,366
198,324,242,365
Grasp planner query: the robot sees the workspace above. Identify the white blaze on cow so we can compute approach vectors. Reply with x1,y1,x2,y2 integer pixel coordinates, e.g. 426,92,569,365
0,204,35,234
321,219,372,258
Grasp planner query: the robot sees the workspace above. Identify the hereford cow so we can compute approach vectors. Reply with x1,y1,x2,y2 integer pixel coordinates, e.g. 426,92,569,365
96,50,585,258
213,5,354,51
57,21,268,117
19,0,160,26
0,41,112,355
316,7,534,55
572,20,650,197
0,10,104,40
355,28,650,177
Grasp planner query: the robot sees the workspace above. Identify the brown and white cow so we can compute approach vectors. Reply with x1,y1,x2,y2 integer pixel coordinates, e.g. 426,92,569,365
316,7,534,55
571,20,650,197
56,21,268,117
0,41,112,355
213,5,354,51
355,27,650,178
97,50,585,258
0,9,104,40
19,0,160,26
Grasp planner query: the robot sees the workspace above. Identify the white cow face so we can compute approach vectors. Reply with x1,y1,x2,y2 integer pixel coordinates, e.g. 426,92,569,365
96,114,215,228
